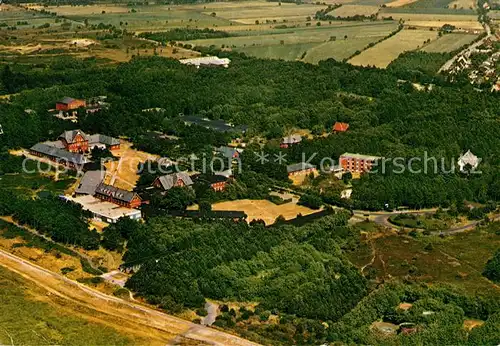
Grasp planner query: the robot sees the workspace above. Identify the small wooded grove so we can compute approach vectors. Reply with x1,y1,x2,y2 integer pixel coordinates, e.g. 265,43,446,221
0,189,100,249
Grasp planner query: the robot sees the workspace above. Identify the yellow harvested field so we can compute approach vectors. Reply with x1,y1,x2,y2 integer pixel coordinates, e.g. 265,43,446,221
328,5,379,17
380,12,482,29
349,29,439,68
385,0,419,7
211,199,319,225
103,141,158,191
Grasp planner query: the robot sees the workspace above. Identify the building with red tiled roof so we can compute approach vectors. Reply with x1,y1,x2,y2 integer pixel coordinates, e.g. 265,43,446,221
333,122,349,133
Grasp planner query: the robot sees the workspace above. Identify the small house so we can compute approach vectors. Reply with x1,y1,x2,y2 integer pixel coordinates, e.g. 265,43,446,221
153,172,193,191
56,97,86,111
333,122,350,133
287,162,317,177
280,134,302,148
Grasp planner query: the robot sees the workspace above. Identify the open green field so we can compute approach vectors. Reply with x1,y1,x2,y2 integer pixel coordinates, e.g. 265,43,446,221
238,42,316,61
303,35,387,63
187,21,397,48
0,266,143,345
421,32,478,52
0,4,65,28
349,28,439,67
328,4,380,17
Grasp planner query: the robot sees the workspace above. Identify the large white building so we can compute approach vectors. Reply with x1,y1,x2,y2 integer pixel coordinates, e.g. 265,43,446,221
458,150,479,172
62,195,141,224
179,56,230,68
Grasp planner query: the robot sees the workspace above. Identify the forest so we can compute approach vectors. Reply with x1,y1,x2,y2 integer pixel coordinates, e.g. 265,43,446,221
0,51,498,342
1,52,498,210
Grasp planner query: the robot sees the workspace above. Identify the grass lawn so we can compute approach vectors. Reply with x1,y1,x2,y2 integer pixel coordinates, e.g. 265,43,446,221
303,35,386,63
0,266,144,345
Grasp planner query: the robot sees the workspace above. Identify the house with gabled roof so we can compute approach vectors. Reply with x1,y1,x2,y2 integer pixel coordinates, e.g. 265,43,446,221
458,150,479,172
94,183,142,208
153,172,193,191
58,130,120,153
29,142,88,169
216,146,243,160
333,122,350,133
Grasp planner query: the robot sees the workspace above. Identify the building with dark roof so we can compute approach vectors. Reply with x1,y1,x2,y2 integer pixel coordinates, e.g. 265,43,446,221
153,172,193,191
29,142,88,169
182,115,248,133
58,130,120,152
94,183,142,208
75,170,105,196
287,162,316,176
56,97,86,111
216,146,242,160
59,130,89,153
193,174,229,192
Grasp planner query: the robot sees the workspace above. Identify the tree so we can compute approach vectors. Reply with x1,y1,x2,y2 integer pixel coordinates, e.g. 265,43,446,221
483,249,500,283
102,225,125,252
155,186,195,210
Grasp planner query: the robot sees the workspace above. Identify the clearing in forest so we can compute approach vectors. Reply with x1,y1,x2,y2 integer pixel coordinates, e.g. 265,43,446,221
210,199,319,225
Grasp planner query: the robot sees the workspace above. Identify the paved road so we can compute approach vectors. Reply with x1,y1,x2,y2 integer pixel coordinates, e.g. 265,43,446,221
0,249,260,346
352,209,499,235
438,22,492,73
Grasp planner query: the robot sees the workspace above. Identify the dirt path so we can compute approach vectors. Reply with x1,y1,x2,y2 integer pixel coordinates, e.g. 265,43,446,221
0,249,260,346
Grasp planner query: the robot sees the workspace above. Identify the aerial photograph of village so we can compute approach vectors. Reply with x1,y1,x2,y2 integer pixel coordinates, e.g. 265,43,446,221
0,0,498,343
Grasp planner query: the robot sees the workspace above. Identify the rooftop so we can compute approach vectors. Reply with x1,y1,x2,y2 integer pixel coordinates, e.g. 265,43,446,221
75,170,105,195
95,183,139,203
156,172,193,190
340,152,382,161
63,195,140,221
287,162,316,173
30,142,88,165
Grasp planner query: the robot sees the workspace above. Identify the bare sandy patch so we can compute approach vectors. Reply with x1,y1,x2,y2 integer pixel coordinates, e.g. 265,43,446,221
211,199,319,225
103,140,158,191
385,0,419,7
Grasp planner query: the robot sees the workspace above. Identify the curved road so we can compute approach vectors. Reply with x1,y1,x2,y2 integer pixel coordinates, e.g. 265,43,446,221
352,209,499,235
0,248,259,346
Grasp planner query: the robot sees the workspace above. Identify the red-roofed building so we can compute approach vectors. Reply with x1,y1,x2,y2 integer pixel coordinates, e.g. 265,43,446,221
333,122,349,133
